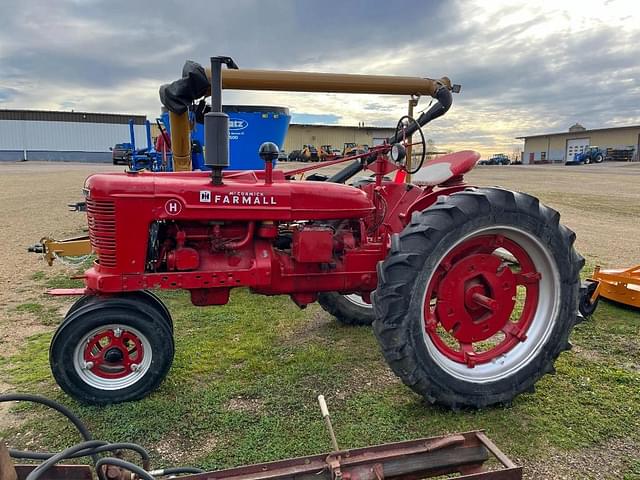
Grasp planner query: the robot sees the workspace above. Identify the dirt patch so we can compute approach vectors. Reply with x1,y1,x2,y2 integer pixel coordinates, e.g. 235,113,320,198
0,380,26,431
152,434,218,465
0,313,50,358
521,438,640,479
224,397,265,414
333,366,399,401
279,307,332,347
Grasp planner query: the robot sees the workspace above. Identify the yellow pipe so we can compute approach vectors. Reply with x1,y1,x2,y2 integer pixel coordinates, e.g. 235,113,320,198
169,66,452,172
209,69,451,97
169,111,192,171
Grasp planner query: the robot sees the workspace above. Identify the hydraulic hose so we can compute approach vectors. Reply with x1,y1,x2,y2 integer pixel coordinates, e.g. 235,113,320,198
0,393,95,463
1,393,202,480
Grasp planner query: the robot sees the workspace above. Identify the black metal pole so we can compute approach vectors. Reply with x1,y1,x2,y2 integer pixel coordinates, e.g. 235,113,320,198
210,58,223,113
205,57,230,184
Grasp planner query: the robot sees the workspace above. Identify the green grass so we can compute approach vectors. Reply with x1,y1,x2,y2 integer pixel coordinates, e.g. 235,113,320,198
14,302,61,326
1,278,639,475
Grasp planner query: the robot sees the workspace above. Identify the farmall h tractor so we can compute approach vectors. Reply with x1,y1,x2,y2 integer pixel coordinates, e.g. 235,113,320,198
44,57,583,409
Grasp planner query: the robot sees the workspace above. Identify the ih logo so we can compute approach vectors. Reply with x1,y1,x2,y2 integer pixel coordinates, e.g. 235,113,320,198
200,190,211,203
164,199,182,215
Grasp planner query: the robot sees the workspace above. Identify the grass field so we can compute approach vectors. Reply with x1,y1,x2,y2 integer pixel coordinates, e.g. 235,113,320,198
1,161,639,479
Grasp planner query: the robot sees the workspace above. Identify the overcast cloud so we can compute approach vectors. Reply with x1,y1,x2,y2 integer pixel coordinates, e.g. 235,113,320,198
0,0,638,155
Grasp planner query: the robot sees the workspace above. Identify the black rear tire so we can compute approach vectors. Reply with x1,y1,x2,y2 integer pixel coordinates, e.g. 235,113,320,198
318,292,375,326
373,187,583,409
50,300,174,405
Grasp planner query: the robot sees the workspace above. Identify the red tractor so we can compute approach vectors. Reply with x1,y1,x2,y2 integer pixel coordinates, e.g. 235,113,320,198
45,57,583,409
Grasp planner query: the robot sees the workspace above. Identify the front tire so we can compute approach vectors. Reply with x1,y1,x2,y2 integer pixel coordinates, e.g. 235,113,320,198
318,292,375,326
66,291,173,332
50,300,174,405
373,188,583,409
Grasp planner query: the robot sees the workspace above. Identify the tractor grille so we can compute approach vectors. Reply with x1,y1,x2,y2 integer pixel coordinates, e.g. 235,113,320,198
86,199,117,267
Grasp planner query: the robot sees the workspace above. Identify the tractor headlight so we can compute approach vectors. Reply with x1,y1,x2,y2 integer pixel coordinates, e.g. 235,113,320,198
391,143,406,165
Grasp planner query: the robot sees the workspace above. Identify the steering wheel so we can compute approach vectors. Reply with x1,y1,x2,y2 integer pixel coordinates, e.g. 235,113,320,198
394,115,426,175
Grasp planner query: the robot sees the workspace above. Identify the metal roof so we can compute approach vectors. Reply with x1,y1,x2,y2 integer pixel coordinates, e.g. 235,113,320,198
0,109,147,125
516,124,640,140
290,123,394,131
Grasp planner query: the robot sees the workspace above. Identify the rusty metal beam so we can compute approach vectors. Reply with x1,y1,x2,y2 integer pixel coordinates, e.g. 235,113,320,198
14,465,93,480
173,431,519,480
13,431,520,480
1,442,18,480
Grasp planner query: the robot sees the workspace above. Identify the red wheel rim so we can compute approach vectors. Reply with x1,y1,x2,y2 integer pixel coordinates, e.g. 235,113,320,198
424,234,541,368
83,327,145,379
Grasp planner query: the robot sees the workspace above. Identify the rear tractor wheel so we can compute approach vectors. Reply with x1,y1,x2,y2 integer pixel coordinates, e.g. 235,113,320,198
50,298,174,405
318,292,375,326
373,187,583,409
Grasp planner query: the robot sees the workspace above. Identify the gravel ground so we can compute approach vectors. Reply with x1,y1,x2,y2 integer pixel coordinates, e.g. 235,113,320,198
1,159,639,478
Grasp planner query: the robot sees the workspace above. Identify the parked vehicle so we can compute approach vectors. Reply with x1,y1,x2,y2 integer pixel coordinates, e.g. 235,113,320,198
343,142,369,156
110,142,133,165
301,144,319,162
319,145,336,160
478,153,510,165
566,146,605,165
287,149,301,162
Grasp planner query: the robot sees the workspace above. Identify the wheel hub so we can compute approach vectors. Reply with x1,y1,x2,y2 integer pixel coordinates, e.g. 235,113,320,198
436,254,516,343
104,347,124,363
424,233,543,369
83,328,144,379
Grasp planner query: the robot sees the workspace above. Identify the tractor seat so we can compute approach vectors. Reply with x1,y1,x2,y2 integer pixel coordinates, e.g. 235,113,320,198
410,150,480,186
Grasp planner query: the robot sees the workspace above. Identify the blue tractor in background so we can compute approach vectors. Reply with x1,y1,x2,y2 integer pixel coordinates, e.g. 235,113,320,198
125,118,173,171
566,146,606,165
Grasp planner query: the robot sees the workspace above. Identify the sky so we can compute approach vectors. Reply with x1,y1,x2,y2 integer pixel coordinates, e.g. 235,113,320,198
0,0,638,156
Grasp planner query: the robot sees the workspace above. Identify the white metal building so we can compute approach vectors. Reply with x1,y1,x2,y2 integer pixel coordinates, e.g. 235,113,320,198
0,110,148,162
517,123,640,164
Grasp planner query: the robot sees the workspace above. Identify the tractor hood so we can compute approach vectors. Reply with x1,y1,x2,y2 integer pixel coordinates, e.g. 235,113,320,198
85,170,374,222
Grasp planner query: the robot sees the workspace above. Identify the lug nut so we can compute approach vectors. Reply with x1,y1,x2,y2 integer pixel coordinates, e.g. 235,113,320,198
113,327,122,338
83,361,94,370
130,363,140,372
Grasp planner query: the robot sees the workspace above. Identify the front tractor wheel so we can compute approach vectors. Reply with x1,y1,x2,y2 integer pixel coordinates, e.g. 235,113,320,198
373,188,583,409
50,301,174,405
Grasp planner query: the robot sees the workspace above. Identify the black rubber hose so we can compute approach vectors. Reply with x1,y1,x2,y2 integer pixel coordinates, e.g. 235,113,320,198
11,442,151,470
95,458,155,480
67,443,151,468
0,393,96,463
26,440,108,480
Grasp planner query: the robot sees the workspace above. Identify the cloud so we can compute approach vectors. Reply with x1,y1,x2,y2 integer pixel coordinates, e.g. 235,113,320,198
0,0,638,156
291,113,342,124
